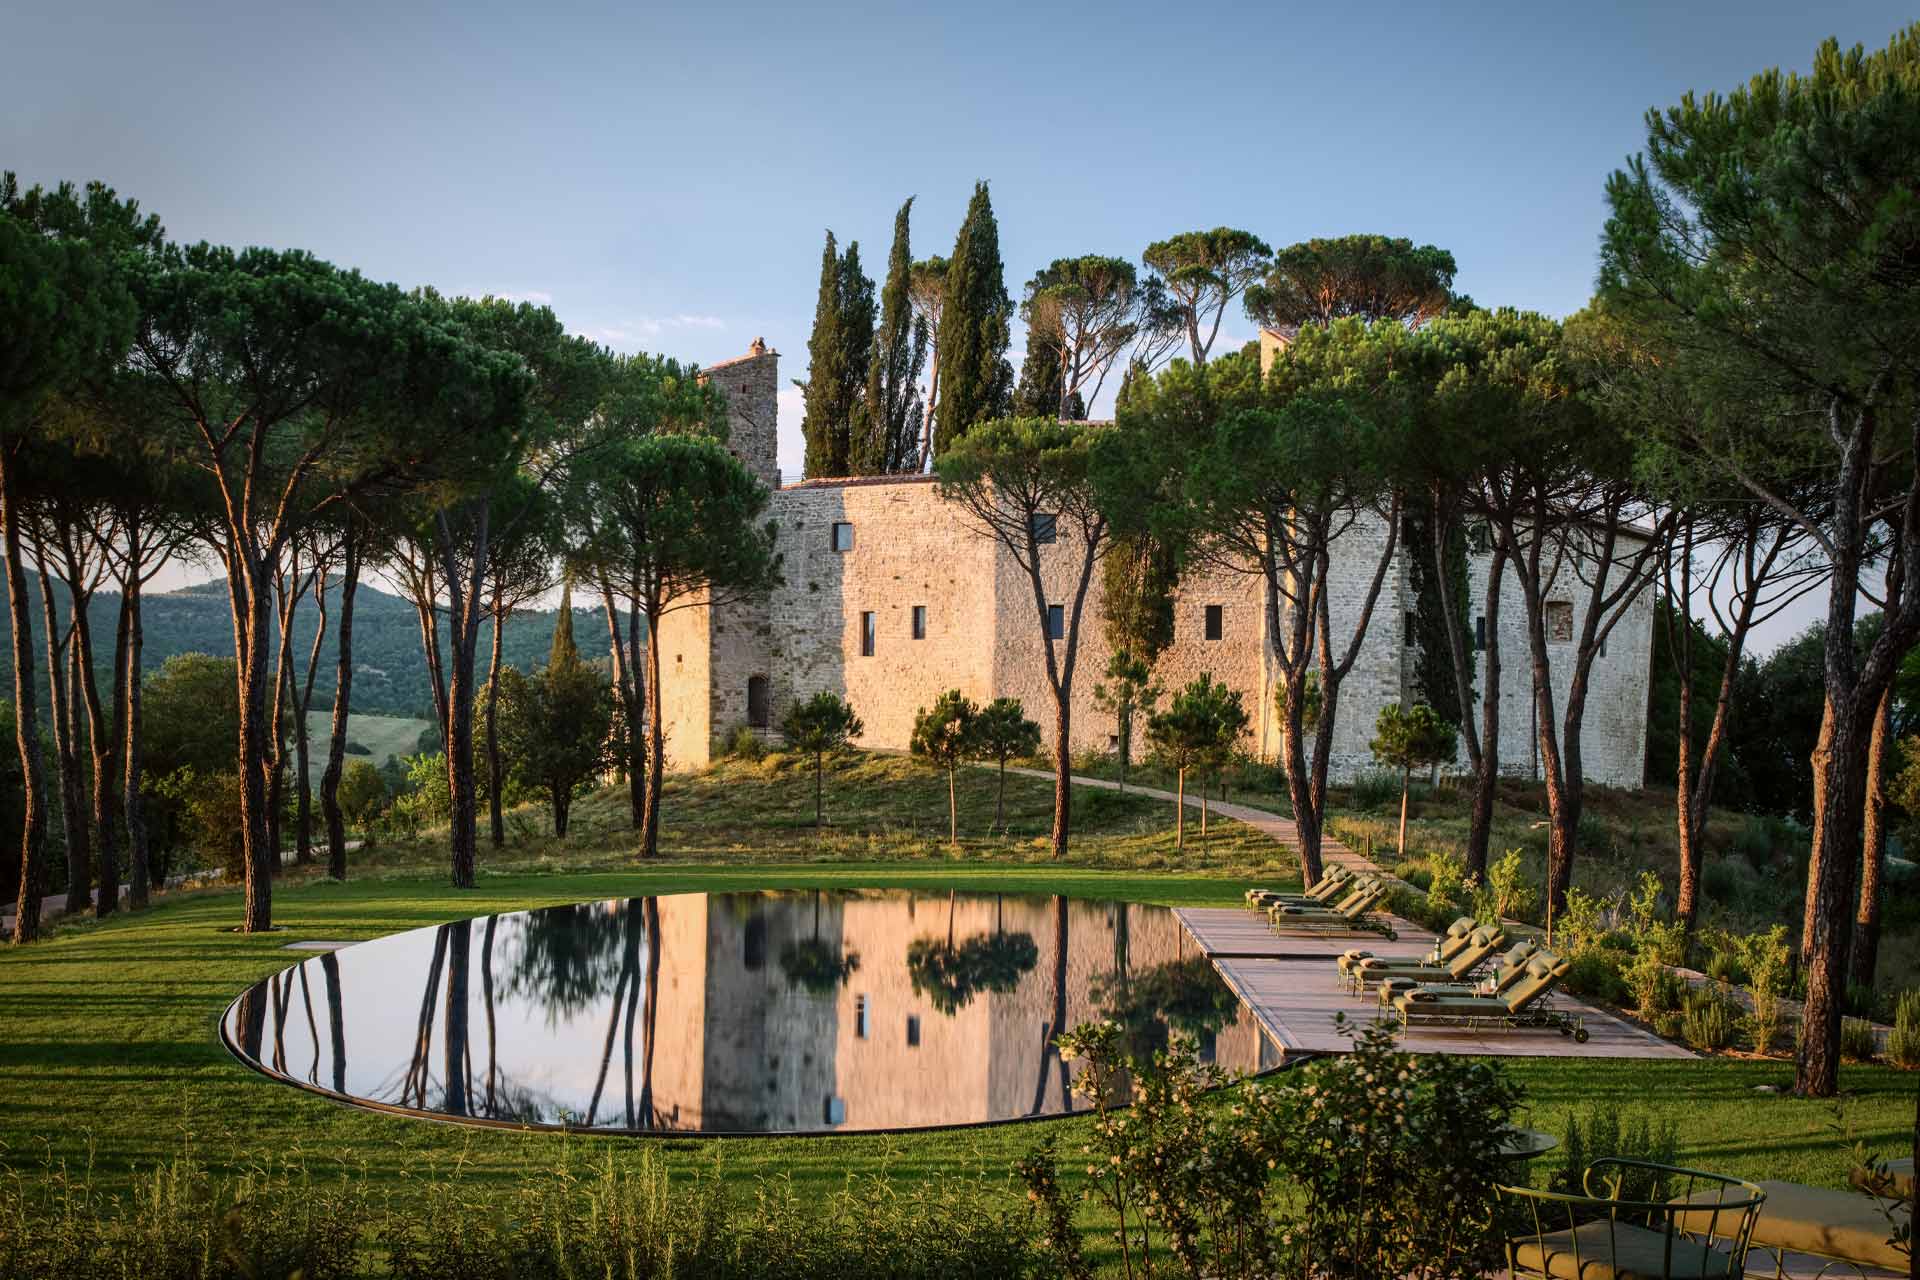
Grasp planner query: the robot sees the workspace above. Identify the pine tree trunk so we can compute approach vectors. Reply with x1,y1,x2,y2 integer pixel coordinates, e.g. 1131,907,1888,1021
1175,767,1185,850
123,573,150,910
293,709,312,866
553,786,570,838
995,758,1007,831
65,566,121,917
38,564,88,918
231,552,276,933
1051,694,1070,860
3,449,48,943
1466,542,1506,877
321,529,358,882
486,606,505,848
1398,767,1410,858
1798,698,1870,1097
948,768,957,844
640,608,665,858
1852,684,1893,991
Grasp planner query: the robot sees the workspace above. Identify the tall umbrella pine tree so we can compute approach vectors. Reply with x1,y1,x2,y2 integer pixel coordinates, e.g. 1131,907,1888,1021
571,351,728,830
129,247,530,928
402,296,601,890
1149,328,1414,886
1142,228,1272,366
566,434,780,859
934,182,1012,456
935,418,1119,860
1598,26,1920,1096
0,199,140,942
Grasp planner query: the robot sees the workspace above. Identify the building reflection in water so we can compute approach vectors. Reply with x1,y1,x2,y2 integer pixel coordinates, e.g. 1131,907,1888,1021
224,890,1282,1135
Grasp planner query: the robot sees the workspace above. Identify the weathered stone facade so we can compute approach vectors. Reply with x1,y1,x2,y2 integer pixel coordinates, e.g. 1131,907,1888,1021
658,342,1652,789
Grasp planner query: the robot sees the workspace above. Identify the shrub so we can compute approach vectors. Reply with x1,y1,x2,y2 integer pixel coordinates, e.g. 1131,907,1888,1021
1681,984,1740,1052
1735,926,1791,1054
1486,848,1537,921
1887,990,1920,1069
1840,1016,1879,1062
1425,848,1469,915
1550,1103,1679,1210
1731,814,1776,870
1554,888,1609,959
723,723,767,762
338,759,388,839
1625,950,1686,1017
1699,859,1743,906
1023,1016,1521,1280
1563,951,1631,1006
1348,769,1401,812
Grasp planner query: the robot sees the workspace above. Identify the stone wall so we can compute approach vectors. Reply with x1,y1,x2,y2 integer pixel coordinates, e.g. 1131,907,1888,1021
698,339,780,492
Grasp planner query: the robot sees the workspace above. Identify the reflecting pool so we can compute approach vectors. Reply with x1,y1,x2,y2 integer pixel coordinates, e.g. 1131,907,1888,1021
222,890,1281,1135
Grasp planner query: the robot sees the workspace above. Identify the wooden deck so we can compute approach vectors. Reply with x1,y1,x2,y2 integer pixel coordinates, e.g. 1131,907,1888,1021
1179,907,1694,1061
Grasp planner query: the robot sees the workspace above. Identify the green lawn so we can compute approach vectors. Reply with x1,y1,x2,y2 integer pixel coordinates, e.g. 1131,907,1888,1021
0,759,1911,1264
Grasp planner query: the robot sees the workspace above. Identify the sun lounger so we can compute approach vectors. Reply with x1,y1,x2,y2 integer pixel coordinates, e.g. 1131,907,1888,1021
1374,939,1542,1006
1675,1178,1908,1276
1503,1161,1766,1280
1267,880,1397,939
1392,950,1588,1041
1335,915,1475,979
1342,923,1509,992
1245,864,1353,909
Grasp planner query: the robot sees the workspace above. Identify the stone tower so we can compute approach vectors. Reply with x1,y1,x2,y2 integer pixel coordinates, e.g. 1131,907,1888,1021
659,339,783,768
697,337,780,490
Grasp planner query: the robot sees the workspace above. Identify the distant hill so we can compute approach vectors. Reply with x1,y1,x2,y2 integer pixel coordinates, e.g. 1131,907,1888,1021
0,573,626,722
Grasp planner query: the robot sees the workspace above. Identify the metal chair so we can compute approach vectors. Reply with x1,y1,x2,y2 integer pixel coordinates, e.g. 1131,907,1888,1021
1498,1159,1766,1279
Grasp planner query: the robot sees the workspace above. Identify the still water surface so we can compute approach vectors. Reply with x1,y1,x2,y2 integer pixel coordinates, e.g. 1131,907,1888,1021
222,889,1280,1135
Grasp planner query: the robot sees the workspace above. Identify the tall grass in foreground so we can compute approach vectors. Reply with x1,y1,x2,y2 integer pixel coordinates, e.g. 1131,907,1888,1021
0,1146,1038,1280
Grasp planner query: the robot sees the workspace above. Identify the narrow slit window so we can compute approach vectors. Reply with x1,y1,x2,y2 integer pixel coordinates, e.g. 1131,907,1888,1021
861,611,876,657
906,1015,921,1048
1047,604,1064,640
832,522,854,552
911,605,927,640
855,995,870,1039
1205,604,1224,641
1474,615,1487,651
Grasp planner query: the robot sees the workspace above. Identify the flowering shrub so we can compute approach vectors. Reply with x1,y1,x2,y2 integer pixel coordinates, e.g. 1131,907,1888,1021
1019,1016,1522,1280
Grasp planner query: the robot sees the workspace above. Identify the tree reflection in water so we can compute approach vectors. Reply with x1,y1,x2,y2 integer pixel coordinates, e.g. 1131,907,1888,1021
502,902,627,1023
1093,955,1241,1064
778,891,861,995
907,891,1038,1016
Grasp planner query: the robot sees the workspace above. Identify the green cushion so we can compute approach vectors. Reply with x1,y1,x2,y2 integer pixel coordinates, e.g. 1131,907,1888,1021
1676,1180,1907,1269
1850,1156,1914,1200
1396,992,1506,1014
1511,1220,1742,1280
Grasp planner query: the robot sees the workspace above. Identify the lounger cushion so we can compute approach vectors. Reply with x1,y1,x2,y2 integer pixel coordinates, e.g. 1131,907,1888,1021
1395,992,1505,1014
1850,1155,1914,1199
1675,1180,1907,1269
1510,1220,1741,1279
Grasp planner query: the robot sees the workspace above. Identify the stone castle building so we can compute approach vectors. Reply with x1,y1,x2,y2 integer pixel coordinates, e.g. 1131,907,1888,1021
659,341,1652,788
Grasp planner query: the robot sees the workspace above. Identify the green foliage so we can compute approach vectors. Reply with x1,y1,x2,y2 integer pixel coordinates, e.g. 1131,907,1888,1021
1146,674,1249,847
1886,989,1920,1068
800,229,875,478
1347,770,1400,811
1486,848,1537,920
1025,1016,1523,1280
1244,234,1456,330
338,760,387,835
1091,648,1162,786
1735,926,1792,1053
151,767,245,882
142,653,242,779
1549,1103,1680,1209
490,650,614,836
1562,951,1631,1006
1626,949,1687,1016
0,1146,1035,1280
909,689,979,774
1141,227,1273,364
1400,510,1472,726
1681,984,1740,1052
394,752,451,830
781,692,863,826
722,724,767,762
933,182,1013,454
972,697,1041,766
854,197,929,475
1369,702,1457,775
1841,1017,1880,1062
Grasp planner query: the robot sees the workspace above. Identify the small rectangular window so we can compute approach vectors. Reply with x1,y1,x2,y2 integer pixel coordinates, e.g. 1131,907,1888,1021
861,611,876,657
1405,610,1417,645
1204,604,1223,641
1474,615,1487,652
1031,513,1057,545
855,995,870,1039
906,1015,921,1047
832,522,853,552
912,605,926,640
1046,604,1064,640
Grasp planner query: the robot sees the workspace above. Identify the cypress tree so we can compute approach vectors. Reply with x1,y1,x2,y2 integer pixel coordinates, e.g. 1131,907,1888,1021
1402,509,1471,727
549,579,579,670
1011,278,1063,418
836,240,875,472
933,182,1012,456
855,197,928,473
800,231,848,478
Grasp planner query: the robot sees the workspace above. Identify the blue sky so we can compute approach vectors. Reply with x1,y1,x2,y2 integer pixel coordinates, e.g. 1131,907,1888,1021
6,0,1910,643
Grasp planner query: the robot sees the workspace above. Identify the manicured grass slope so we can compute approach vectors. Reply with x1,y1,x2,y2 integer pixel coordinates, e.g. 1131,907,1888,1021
0,758,1909,1237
